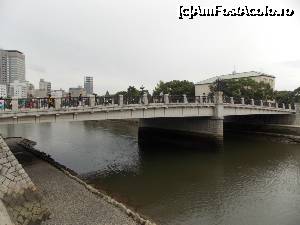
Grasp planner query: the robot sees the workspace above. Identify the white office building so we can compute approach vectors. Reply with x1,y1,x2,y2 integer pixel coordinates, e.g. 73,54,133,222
39,78,51,94
51,89,65,98
0,84,7,98
9,80,27,98
195,71,276,96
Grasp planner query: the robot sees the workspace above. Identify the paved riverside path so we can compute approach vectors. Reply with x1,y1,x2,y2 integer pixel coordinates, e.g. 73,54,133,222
5,138,139,225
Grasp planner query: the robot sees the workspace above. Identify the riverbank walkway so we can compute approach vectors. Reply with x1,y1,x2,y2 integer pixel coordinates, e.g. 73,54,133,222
5,138,140,225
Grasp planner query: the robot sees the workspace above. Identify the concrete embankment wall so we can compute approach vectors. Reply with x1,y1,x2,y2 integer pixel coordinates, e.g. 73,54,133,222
0,136,49,225
224,114,300,137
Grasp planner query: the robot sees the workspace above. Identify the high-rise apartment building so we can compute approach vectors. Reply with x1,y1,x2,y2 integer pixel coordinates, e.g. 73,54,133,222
84,76,93,95
39,78,51,94
0,50,25,84
0,50,26,97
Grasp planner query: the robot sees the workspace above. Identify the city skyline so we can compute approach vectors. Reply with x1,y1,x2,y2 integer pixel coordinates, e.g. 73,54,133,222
1,0,299,93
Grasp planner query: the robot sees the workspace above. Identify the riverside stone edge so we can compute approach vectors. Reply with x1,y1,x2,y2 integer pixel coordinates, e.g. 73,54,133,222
0,136,49,225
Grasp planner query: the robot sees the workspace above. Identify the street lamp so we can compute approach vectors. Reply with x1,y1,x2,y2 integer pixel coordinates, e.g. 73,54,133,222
216,78,222,92
140,85,145,95
140,85,145,104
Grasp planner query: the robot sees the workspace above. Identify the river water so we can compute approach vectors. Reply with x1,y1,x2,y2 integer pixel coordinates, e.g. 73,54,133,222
0,121,300,225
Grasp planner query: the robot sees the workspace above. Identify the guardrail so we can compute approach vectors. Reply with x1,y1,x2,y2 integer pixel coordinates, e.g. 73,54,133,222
0,94,295,112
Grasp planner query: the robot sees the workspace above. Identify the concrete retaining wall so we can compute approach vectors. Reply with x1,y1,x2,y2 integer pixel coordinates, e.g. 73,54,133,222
0,136,49,225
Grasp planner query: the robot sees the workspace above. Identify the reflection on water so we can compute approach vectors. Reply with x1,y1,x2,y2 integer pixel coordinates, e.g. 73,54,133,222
1,121,300,225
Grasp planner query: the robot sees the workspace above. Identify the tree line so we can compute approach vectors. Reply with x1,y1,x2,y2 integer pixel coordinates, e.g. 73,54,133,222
210,78,299,104
107,79,299,104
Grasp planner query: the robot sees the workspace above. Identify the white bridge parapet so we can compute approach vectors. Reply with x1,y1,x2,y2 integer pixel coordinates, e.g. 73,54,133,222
0,99,295,125
0,93,297,139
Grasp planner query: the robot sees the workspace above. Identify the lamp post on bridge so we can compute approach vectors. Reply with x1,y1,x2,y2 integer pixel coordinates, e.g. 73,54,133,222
140,85,145,104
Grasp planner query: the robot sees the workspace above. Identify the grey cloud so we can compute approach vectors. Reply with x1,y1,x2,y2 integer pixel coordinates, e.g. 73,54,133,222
0,0,300,92
28,64,47,74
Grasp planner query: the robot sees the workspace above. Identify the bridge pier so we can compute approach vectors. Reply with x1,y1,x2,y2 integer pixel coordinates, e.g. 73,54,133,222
139,117,223,138
138,117,223,149
138,91,224,147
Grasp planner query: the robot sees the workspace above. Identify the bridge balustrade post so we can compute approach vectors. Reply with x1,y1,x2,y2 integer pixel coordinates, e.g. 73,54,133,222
268,102,272,107
295,103,300,125
282,103,285,109
230,97,234,104
251,99,254,106
199,96,203,104
164,94,169,104
111,97,115,105
55,98,62,110
183,94,188,103
88,95,95,107
275,103,278,108
241,98,245,105
12,98,18,111
215,91,223,104
289,104,292,110
260,100,263,107
213,91,224,119
143,94,148,105
118,95,123,106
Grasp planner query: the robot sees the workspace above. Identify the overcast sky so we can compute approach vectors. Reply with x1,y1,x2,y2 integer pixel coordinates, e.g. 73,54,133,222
0,0,299,93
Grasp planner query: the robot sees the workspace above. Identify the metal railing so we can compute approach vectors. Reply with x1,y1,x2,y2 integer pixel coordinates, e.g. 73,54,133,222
61,97,90,108
18,98,54,109
148,96,164,104
0,99,12,110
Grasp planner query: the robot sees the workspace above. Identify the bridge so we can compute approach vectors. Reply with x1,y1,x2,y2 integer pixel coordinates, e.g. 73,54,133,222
0,93,298,225
0,92,298,139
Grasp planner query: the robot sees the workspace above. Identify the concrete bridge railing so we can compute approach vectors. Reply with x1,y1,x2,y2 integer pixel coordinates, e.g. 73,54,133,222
0,94,296,113
0,92,298,141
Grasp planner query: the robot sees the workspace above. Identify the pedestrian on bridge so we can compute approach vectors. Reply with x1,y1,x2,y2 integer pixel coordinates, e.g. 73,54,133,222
78,94,83,106
47,94,55,108
68,93,72,107
203,93,207,103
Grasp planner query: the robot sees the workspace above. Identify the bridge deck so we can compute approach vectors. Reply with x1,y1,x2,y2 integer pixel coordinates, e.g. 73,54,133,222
0,102,295,125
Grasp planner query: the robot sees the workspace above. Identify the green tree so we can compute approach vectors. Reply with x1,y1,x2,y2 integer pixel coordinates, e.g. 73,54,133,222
210,78,275,100
153,80,195,96
275,87,300,104
294,87,300,103
274,91,294,104
115,86,149,104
